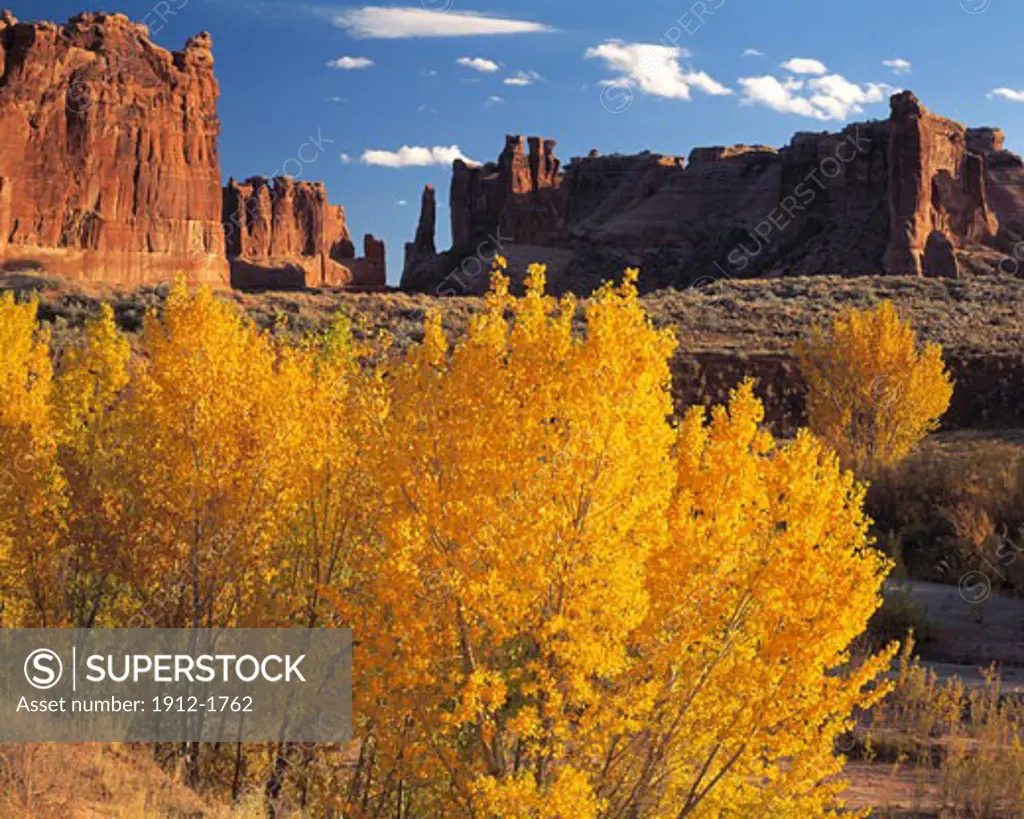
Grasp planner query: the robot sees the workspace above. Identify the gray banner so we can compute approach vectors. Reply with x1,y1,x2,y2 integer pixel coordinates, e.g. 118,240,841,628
0,629,352,742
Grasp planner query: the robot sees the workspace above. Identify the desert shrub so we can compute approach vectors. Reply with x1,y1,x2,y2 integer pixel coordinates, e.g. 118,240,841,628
796,300,953,477
859,638,1024,816
939,670,1024,817
875,638,963,746
864,584,938,651
866,439,1024,591
0,270,896,817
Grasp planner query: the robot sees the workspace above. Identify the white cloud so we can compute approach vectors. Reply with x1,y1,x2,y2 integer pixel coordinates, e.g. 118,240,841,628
457,56,499,73
396,199,409,206
325,96,347,103
504,69,541,87
584,41,731,100
420,69,438,77
361,145,477,168
417,103,439,116
742,48,764,57
327,56,374,70
739,76,817,117
988,88,1024,102
332,7,553,39
339,152,352,164
780,57,827,76
483,95,504,107
739,71,890,121
882,58,912,75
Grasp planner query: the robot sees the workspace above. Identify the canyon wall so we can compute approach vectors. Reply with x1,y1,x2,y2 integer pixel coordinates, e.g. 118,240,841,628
403,91,1024,295
0,12,383,290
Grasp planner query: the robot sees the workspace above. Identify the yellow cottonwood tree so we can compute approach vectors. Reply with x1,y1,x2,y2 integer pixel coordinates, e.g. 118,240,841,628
268,317,383,630
0,294,64,626
52,303,132,626
340,265,894,818
624,381,894,817
796,301,953,475
341,264,677,818
117,281,305,630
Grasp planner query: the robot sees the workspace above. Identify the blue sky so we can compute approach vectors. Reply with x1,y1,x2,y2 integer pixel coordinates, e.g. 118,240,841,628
23,0,1024,282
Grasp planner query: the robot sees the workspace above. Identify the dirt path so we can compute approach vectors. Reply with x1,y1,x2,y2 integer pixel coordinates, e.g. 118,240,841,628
891,579,1024,693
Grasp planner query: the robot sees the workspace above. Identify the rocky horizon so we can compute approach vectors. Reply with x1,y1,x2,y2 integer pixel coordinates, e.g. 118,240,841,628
402,91,1024,295
4,10,1024,297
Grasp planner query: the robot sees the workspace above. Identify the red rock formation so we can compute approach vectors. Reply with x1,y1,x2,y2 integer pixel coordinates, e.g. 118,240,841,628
967,127,1005,154
886,91,997,276
403,185,436,275
965,127,1024,251
222,176,383,289
0,12,229,284
0,10,385,290
403,92,1020,294
353,234,387,288
449,135,566,256
411,185,437,255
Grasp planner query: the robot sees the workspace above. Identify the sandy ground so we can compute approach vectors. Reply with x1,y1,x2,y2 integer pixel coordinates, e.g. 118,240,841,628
843,580,1024,815
843,761,943,817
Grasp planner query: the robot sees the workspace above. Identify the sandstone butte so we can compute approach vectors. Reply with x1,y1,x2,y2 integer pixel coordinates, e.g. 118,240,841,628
0,11,385,289
403,92,1024,296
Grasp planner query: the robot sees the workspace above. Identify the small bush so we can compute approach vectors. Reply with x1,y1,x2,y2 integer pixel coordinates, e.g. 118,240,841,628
865,584,938,650
853,637,1024,815
797,300,953,477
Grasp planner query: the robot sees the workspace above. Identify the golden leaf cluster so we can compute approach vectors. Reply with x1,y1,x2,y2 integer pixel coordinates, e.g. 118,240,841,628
0,270,904,816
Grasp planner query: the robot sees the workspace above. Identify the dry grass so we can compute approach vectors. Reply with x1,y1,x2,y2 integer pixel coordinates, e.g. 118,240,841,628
6,271,1024,354
844,638,1024,817
0,743,210,817
7,271,1024,435
0,743,320,818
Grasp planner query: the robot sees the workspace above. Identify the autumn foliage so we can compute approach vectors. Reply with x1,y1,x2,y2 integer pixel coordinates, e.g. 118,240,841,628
796,300,953,476
0,270,895,817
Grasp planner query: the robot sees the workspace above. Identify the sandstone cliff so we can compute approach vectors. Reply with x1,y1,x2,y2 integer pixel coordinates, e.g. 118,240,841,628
0,11,384,290
0,11,228,284
402,91,1024,295
223,177,385,290
887,91,998,277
